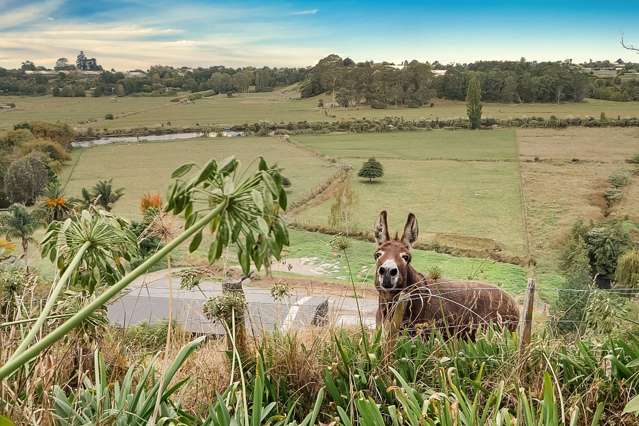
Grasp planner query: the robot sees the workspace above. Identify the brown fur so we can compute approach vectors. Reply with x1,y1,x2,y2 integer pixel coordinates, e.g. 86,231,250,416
374,212,519,338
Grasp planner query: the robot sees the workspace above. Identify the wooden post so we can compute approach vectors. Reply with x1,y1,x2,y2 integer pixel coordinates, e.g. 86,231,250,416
518,278,535,355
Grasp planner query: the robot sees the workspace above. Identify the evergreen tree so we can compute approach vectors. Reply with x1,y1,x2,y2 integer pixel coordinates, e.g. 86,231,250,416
466,74,482,129
358,158,384,183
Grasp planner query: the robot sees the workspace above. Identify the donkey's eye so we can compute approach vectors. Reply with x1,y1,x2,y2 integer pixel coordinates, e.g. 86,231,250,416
401,254,411,263
374,252,382,260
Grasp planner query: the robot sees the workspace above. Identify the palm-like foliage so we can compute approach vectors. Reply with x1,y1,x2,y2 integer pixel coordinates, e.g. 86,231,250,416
0,156,289,380
39,181,75,223
167,156,289,274
79,179,124,211
41,208,138,294
0,204,41,260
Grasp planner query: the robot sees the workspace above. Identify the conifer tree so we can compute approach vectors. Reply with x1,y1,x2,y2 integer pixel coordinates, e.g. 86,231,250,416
466,74,482,129
358,158,384,183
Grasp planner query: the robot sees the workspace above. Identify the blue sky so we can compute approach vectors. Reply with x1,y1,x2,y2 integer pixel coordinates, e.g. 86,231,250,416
0,0,638,69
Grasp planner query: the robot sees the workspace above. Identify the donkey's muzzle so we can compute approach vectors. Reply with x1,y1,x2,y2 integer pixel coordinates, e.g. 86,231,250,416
378,266,399,289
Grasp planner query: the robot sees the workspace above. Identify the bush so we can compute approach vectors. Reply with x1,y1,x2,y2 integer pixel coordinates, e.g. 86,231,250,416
0,129,34,149
4,152,49,205
20,139,70,164
125,321,172,352
104,113,114,120
628,153,639,164
608,170,631,188
23,121,75,148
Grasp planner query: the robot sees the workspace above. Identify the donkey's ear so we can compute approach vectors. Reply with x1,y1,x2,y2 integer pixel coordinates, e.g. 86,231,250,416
374,211,390,244
401,213,419,247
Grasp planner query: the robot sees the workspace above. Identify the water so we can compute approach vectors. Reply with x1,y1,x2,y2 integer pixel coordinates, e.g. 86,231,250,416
72,131,204,148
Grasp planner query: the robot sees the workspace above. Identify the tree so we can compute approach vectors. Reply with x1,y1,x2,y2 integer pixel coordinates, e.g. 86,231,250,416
4,153,49,205
80,179,124,211
466,74,482,129
0,204,41,262
358,158,384,183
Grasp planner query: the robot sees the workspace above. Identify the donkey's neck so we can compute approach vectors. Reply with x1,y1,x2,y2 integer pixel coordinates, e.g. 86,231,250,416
407,264,427,286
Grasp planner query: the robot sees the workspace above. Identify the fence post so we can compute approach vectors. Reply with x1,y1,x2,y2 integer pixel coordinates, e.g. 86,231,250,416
518,278,535,355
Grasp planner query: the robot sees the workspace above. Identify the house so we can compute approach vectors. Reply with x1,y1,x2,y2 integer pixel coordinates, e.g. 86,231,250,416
76,51,102,71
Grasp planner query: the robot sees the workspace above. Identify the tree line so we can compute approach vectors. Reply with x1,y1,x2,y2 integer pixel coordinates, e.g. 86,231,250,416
302,55,593,106
0,65,307,97
1,55,638,102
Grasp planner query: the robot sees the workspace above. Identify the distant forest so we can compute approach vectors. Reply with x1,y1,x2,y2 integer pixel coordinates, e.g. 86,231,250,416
1,54,639,103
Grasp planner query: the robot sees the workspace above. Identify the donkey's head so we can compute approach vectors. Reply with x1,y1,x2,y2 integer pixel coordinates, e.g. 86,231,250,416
372,211,418,291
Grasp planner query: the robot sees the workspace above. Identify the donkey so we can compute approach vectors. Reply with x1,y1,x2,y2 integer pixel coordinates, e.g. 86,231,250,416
373,211,519,338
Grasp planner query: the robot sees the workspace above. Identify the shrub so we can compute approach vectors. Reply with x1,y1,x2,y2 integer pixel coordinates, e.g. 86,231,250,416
608,170,631,188
4,152,49,205
428,265,442,281
125,320,172,352
27,121,75,147
627,153,639,164
20,139,70,164
1,129,34,149
104,113,114,120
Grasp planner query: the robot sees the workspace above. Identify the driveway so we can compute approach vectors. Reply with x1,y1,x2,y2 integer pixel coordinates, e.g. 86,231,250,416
108,270,378,335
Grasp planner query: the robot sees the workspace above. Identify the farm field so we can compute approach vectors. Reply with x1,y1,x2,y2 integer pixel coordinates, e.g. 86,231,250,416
293,130,527,258
517,127,639,280
30,126,639,297
4,90,639,131
60,136,338,219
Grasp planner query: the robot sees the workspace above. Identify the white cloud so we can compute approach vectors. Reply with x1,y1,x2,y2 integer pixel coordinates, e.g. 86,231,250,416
290,9,318,16
0,0,65,29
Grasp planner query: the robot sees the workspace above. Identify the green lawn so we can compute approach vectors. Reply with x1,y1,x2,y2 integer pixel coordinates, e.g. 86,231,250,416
3,90,639,132
293,130,526,257
60,136,337,219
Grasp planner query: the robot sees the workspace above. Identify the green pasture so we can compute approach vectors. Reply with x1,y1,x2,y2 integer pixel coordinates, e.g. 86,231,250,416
293,130,526,257
60,136,337,219
4,89,639,131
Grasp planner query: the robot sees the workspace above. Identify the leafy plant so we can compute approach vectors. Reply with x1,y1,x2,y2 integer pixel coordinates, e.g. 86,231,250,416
0,156,289,380
52,336,205,425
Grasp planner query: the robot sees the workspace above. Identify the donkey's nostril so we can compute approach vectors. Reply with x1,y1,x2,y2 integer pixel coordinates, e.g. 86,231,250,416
390,268,398,276
378,267,386,275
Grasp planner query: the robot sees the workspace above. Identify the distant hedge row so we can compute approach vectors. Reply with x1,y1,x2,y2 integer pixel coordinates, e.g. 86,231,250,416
76,114,639,140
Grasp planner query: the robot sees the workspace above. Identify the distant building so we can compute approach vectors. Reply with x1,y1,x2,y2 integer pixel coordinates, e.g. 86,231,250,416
76,51,102,71
54,57,75,71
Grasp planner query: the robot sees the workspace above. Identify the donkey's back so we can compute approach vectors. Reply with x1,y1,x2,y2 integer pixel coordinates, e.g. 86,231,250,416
401,280,519,337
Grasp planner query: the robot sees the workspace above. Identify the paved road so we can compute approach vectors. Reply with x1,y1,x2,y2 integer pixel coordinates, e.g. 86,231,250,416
108,270,378,335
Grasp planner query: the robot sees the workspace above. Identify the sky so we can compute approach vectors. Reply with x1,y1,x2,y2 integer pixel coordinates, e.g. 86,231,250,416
0,0,638,70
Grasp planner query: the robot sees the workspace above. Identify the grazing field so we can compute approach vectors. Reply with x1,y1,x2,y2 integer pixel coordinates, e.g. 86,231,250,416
517,127,639,282
60,136,338,219
4,90,639,131
293,130,527,257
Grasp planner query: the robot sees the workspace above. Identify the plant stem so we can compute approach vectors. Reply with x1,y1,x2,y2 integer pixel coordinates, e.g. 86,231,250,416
10,240,91,359
0,202,226,380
